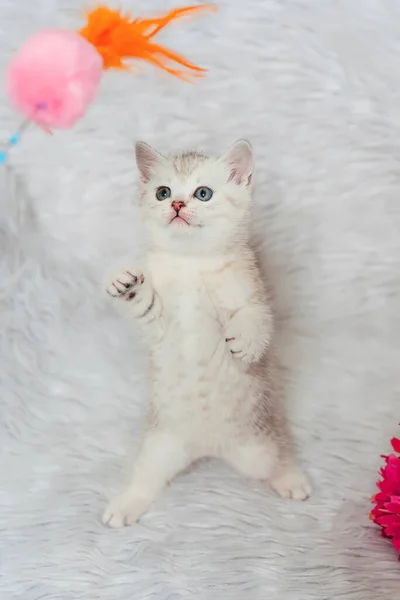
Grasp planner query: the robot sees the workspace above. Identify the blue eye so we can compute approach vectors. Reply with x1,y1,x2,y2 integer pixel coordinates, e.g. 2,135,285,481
194,186,213,202
156,186,171,201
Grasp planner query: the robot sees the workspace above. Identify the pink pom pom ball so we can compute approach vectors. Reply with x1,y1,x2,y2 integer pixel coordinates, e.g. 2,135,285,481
6,29,103,129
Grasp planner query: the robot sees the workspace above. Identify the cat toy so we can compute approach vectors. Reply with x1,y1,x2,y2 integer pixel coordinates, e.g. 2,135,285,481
0,3,215,164
370,428,400,560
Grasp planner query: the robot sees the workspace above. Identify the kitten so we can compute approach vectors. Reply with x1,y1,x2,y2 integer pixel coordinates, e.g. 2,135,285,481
102,140,311,527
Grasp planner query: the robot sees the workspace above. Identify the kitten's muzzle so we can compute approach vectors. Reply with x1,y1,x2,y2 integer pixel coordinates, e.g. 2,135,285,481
169,199,190,225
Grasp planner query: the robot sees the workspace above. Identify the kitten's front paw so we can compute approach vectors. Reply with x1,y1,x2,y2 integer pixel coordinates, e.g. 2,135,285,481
225,318,267,364
105,269,144,300
270,466,312,501
102,489,152,528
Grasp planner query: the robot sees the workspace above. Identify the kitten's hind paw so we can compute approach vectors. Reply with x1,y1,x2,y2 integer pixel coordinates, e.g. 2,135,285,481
102,489,152,528
270,465,312,501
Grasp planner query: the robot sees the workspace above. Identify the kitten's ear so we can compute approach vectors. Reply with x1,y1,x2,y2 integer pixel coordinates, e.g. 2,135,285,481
135,141,165,183
221,139,254,186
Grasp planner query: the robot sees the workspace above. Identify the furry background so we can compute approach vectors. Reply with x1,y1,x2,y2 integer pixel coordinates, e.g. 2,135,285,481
1,1,399,598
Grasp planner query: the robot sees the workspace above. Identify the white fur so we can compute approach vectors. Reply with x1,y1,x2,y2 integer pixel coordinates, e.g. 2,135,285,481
3,1,400,597
102,142,310,527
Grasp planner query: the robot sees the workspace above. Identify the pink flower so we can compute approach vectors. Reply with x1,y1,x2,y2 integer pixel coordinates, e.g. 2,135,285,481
370,433,400,559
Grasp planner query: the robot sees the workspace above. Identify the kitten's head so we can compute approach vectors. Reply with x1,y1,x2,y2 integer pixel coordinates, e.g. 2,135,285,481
135,140,254,255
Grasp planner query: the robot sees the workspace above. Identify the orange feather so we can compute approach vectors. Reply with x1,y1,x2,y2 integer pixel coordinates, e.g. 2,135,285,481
79,4,216,79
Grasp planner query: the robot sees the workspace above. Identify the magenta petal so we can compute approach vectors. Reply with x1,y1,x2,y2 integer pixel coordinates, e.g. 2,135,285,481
391,437,400,453
392,537,400,552
376,514,397,528
385,523,400,537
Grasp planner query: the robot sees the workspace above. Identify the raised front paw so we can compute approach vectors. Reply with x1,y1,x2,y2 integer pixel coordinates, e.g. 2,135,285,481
104,267,162,325
225,321,267,365
105,269,144,300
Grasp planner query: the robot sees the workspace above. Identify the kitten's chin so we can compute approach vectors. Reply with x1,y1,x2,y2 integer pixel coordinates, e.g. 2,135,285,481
146,225,212,256
145,219,242,257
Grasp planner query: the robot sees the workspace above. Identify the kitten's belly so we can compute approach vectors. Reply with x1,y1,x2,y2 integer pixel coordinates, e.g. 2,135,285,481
151,315,255,444
150,287,242,401
154,306,226,384
147,281,262,445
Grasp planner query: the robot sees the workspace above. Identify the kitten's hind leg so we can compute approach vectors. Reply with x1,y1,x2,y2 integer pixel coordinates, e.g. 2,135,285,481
102,430,192,528
223,437,311,501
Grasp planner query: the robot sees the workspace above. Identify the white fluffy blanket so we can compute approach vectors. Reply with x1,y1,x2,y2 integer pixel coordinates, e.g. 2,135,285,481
1,1,399,598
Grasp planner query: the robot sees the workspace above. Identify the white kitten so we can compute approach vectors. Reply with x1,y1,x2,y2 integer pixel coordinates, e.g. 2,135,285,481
102,140,311,527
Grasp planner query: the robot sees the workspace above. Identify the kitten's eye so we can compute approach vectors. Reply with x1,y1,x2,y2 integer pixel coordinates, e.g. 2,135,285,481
156,186,171,201
194,186,213,202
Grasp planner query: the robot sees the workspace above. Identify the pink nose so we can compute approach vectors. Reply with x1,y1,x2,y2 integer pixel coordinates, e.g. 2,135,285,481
171,200,185,212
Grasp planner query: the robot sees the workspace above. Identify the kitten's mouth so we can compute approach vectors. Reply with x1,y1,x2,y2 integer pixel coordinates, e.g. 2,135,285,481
169,215,190,226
